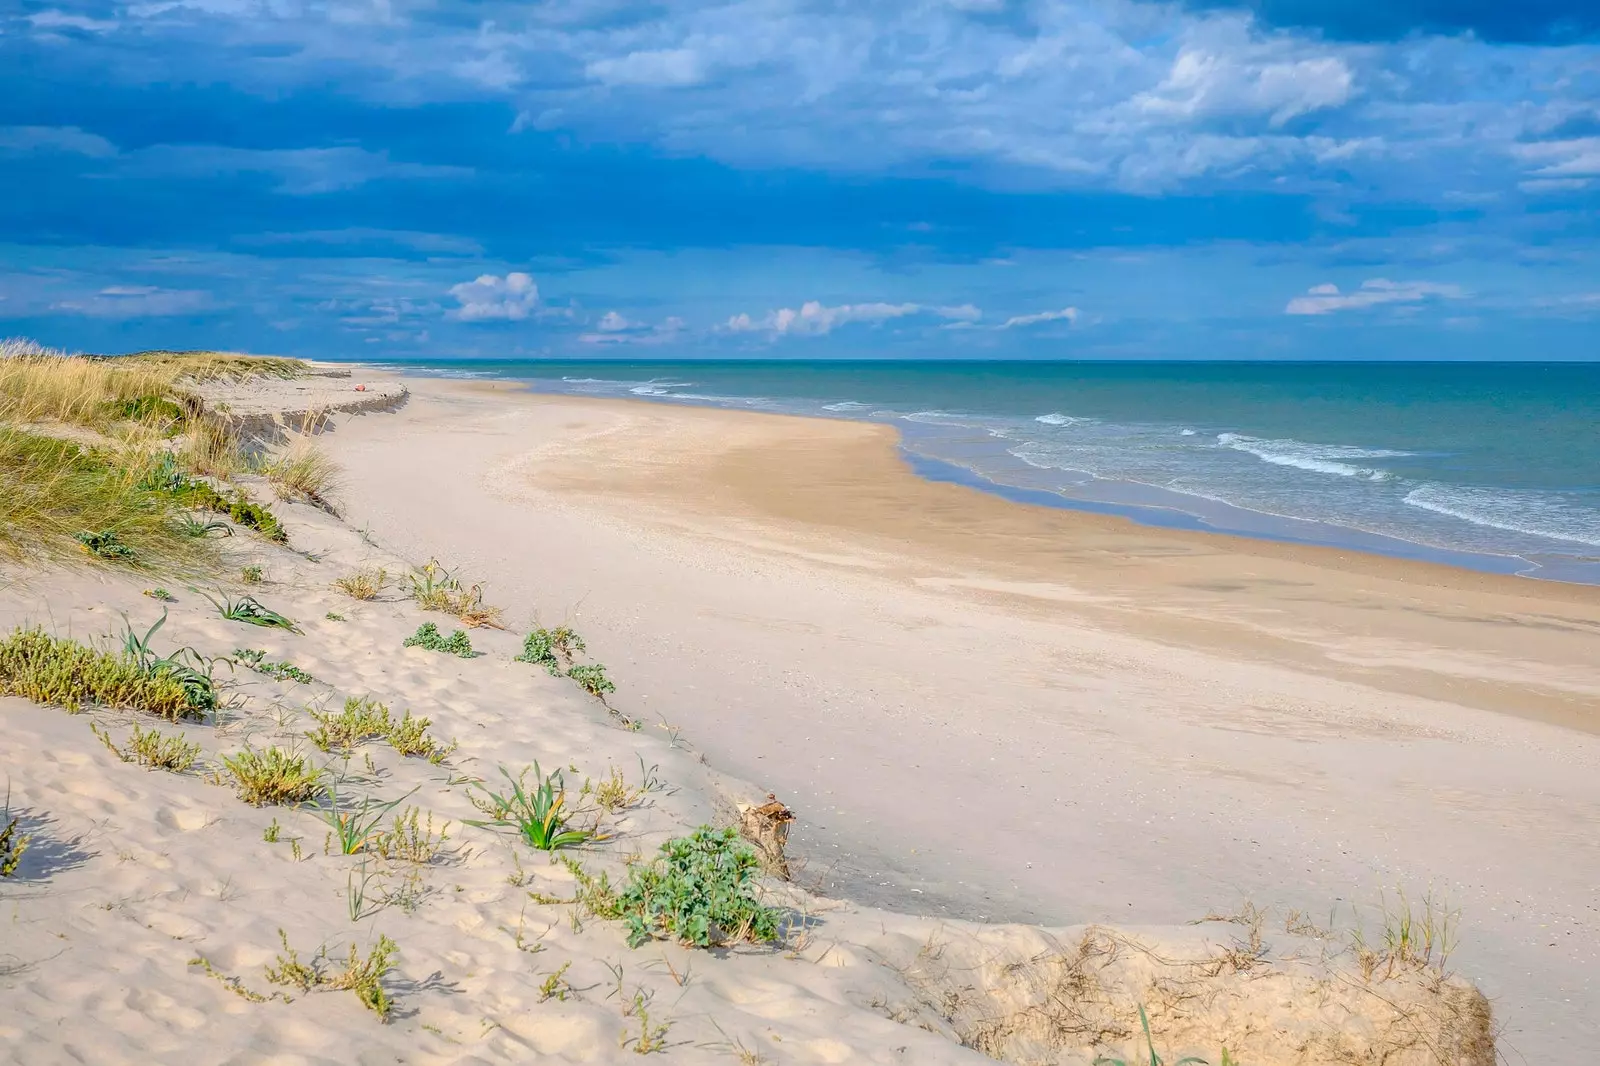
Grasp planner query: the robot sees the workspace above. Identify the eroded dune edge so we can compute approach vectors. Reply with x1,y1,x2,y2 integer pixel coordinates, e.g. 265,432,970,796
0,352,1491,1065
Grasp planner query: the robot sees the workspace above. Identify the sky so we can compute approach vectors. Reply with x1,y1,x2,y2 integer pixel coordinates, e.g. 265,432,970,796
2,0,1598,361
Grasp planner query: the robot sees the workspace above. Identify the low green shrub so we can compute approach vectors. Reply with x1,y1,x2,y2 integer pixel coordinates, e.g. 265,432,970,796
74,528,136,560
265,930,399,1021
235,647,314,684
1,789,30,878
402,621,473,657
567,663,616,701
617,826,780,949
515,626,585,675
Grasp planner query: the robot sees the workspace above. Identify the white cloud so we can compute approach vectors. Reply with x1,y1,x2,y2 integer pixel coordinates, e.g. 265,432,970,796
579,315,686,345
50,286,212,318
0,125,117,157
449,272,540,321
1134,48,1353,128
1000,307,1080,329
586,49,705,88
1285,279,1465,316
725,300,921,336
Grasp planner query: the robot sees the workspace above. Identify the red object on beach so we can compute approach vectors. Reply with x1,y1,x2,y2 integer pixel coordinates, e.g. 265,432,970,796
354,384,367,391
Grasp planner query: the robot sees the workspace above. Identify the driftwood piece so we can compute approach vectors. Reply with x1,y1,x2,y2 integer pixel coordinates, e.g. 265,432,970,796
737,793,795,880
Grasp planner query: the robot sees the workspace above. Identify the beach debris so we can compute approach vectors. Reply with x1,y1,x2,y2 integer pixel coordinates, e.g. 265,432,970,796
737,793,795,880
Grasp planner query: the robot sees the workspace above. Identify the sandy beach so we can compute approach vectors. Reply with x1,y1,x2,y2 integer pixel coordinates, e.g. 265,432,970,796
0,357,1586,1064
322,375,1600,1060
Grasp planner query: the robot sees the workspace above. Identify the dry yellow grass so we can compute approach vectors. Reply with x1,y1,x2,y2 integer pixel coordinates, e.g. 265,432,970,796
0,339,304,430
261,427,340,511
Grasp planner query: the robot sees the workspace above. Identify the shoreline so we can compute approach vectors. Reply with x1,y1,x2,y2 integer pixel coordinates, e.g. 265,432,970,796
342,359,1600,588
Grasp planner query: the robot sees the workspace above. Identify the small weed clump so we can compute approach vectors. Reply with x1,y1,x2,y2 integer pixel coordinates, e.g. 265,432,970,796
407,559,502,628
308,697,455,763
75,529,136,560
240,564,264,584
1,790,31,877
567,663,616,701
325,611,346,622
616,826,780,949
318,782,415,856
467,763,593,853
373,806,452,864
0,625,209,720
308,697,391,752
260,428,339,511
583,765,643,814
515,626,586,675
222,746,325,806
235,647,315,684
334,567,386,600
144,587,176,602
205,592,299,631
402,621,473,657
1091,1004,1219,1066
92,722,202,771
265,930,399,1021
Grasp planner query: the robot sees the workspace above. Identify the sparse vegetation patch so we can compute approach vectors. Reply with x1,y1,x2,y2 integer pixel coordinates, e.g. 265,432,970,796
222,746,325,806
92,721,202,772
0,624,209,720
402,621,473,657
334,567,386,600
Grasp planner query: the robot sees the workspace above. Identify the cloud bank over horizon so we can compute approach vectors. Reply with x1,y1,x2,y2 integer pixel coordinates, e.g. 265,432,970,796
1,0,1597,360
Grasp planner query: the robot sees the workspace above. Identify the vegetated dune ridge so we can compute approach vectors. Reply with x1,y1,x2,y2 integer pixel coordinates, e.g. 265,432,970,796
0,358,1488,1065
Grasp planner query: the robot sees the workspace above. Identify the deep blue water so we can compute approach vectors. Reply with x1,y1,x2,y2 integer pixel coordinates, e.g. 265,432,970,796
371,360,1600,583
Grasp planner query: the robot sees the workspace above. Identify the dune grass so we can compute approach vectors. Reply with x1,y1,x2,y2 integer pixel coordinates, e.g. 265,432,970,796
0,340,303,429
334,567,387,600
0,626,214,720
260,415,339,511
0,427,214,568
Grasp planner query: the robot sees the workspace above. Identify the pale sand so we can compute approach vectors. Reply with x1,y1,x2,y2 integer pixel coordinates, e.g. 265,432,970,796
0,371,1573,1063
317,376,1600,1061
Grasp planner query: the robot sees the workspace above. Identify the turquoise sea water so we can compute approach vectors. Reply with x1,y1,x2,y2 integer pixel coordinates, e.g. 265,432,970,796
379,360,1600,584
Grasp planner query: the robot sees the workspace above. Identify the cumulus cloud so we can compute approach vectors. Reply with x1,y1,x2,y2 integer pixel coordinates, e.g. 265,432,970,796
1285,279,1465,315
449,272,540,321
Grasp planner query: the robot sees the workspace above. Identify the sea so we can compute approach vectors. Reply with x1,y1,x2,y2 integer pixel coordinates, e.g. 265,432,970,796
375,360,1600,585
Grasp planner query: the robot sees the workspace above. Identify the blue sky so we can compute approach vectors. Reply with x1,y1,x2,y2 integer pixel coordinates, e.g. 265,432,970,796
2,0,1598,360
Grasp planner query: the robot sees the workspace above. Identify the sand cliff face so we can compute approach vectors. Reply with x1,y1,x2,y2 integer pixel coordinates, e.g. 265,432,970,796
0,374,1499,1064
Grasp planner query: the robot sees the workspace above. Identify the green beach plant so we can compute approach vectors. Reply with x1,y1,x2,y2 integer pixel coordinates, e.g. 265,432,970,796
515,626,586,675
222,746,325,806
235,647,315,684
567,663,616,701
466,763,592,853
265,930,399,1021
74,528,136,560
1,787,31,878
615,826,780,949
0,622,213,720
402,621,473,657
92,721,202,772
203,591,299,631
317,781,417,856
